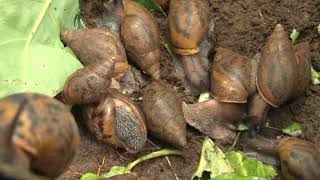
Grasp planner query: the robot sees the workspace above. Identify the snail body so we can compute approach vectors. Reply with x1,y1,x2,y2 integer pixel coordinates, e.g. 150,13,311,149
244,136,320,180
143,81,187,147
0,93,80,178
168,0,210,91
82,89,147,153
120,0,161,80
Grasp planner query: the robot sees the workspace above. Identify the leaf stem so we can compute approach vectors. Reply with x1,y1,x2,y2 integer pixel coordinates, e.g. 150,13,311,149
126,149,182,171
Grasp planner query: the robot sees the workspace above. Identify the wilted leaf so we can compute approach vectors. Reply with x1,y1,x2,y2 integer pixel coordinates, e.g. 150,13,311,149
198,92,210,102
192,137,234,179
290,28,299,44
282,123,303,136
135,0,166,16
162,42,175,60
311,67,320,85
0,0,83,98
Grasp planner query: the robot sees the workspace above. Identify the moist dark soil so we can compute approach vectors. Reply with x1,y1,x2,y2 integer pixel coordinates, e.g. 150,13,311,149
59,0,320,179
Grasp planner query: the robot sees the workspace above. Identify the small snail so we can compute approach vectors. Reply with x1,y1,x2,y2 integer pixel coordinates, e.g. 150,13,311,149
168,0,210,91
120,0,161,80
82,89,147,153
143,81,187,147
0,93,80,179
183,24,311,142
244,135,320,180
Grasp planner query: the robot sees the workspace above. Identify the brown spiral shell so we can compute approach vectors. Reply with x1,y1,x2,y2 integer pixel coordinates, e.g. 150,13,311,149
211,48,257,103
257,24,299,107
142,81,187,147
63,60,115,105
168,0,209,55
278,138,320,180
61,28,129,79
0,93,80,178
121,0,161,80
82,89,147,153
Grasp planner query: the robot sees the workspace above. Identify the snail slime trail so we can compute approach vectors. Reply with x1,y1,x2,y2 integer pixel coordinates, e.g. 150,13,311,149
114,107,147,151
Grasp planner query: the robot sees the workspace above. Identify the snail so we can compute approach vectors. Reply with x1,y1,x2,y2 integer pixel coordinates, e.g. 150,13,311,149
168,0,210,92
183,24,311,142
243,135,320,180
120,0,161,80
61,28,129,79
142,81,187,147
82,89,147,153
62,59,115,105
0,93,80,179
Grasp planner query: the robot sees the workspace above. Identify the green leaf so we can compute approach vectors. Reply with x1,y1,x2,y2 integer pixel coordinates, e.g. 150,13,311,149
222,151,277,179
162,42,175,60
192,137,234,179
311,66,320,85
237,123,249,131
0,0,83,98
198,92,210,102
80,173,101,180
101,166,129,178
290,28,299,44
74,13,87,29
135,0,166,16
282,123,303,136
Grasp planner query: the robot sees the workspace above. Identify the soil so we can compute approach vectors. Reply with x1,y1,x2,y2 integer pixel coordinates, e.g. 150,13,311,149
59,0,320,179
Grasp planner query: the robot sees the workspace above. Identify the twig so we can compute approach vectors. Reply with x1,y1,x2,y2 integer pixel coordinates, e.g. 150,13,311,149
227,132,241,152
147,139,180,180
97,155,107,176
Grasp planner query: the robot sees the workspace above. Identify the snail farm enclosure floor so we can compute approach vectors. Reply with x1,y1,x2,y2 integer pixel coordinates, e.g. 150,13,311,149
59,0,320,179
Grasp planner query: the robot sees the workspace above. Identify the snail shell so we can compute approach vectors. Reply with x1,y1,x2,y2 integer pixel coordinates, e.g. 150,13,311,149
211,48,257,103
142,81,187,147
61,28,129,79
168,0,209,55
121,0,161,80
278,138,320,180
0,93,80,178
63,60,115,105
82,89,147,153
257,24,299,108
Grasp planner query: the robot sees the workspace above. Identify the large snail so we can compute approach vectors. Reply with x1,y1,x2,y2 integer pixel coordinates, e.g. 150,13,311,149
244,135,320,180
183,24,311,141
0,93,80,179
168,0,210,92
120,0,161,80
82,89,147,153
142,81,187,147
61,28,130,105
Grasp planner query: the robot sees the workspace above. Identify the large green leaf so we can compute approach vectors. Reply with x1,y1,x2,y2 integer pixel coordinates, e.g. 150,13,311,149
0,0,83,98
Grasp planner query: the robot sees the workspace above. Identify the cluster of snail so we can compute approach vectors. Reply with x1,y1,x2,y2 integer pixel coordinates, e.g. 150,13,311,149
0,0,319,179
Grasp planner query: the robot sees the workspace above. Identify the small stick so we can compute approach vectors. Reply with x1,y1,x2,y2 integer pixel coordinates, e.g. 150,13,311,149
227,132,241,152
97,155,107,176
147,139,180,180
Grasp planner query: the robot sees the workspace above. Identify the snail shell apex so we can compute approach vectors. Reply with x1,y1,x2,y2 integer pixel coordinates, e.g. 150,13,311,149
168,0,209,55
211,48,256,103
257,24,299,107
61,28,129,79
